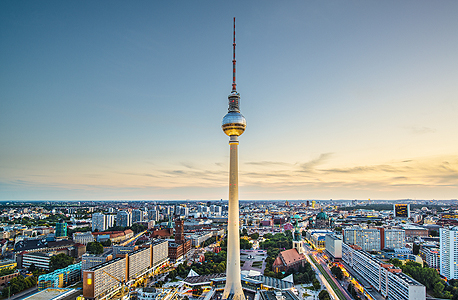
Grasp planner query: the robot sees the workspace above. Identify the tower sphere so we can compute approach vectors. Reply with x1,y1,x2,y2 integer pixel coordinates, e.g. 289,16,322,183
222,111,246,136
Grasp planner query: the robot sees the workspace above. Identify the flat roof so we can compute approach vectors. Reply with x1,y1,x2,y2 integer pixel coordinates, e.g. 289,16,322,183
22,288,78,300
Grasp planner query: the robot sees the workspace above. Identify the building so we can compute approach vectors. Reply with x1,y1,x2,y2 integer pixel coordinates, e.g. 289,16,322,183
83,241,168,300
22,252,54,270
55,220,67,238
148,209,159,222
117,211,132,227
272,249,307,273
440,227,458,279
325,234,342,260
73,232,94,245
384,229,405,249
132,209,144,223
82,252,113,270
189,231,213,247
92,213,107,232
343,227,405,251
0,259,17,272
37,262,82,290
168,219,192,260
342,243,425,300
394,204,410,218
420,246,439,270
106,214,116,229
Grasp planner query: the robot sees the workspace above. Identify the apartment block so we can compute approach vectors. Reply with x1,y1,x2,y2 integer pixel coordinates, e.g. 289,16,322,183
440,227,458,279
342,243,425,300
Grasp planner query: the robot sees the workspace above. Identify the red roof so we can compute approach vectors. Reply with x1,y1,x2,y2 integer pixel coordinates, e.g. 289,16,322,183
274,249,306,267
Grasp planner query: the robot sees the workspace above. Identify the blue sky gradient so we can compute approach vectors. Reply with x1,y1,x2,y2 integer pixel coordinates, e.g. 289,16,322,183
1,1,457,200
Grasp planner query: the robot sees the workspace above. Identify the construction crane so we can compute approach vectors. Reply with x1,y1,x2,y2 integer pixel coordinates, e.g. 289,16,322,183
102,270,129,299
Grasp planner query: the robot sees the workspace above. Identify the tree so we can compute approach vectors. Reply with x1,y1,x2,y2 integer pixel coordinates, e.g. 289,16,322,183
250,232,259,240
389,258,403,267
28,263,36,272
312,278,321,290
318,290,331,300
101,239,112,247
330,265,343,280
430,230,439,237
50,253,74,271
87,241,104,254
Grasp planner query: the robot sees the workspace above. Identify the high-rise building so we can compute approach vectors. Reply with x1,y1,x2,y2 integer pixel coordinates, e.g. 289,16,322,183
440,227,458,279
106,214,116,229
394,204,410,218
148,209,159,222
55,220,67,238
116,211,132,227
132,209,144,223
343,227,405,251
92,213,106,232
221,18,246,300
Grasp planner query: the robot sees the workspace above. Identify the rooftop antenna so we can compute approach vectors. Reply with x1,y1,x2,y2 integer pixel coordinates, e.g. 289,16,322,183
232,17,237,93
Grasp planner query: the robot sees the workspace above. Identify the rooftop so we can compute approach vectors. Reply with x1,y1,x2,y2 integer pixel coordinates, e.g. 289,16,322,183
22,288,79,300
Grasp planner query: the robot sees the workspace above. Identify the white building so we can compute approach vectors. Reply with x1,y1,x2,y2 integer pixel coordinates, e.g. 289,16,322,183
73,232,94,245
420,247,439,270
325,234,342,260
440,227,458,279
23,252,54,270
92,213,107,232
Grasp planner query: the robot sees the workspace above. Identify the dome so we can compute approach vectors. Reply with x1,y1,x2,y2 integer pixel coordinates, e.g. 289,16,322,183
316,211,329,220
222,111,246,136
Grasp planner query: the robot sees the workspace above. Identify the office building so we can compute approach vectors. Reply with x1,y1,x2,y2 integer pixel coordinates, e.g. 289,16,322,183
394,204,410,218
23,252,54,270
325,234,342,260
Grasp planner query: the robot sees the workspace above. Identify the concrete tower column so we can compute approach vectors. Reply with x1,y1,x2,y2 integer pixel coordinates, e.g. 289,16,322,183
222,136,245,300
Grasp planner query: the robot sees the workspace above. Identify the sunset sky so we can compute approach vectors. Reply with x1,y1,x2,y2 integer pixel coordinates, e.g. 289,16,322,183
1,1,457,200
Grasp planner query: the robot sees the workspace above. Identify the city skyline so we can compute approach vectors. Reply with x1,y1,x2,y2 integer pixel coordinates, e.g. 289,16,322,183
1,1,458,201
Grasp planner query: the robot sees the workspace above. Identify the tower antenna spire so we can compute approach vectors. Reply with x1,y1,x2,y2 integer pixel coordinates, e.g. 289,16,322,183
232,17,237,92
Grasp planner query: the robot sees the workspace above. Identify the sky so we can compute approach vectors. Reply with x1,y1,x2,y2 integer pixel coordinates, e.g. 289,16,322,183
1,1,457,201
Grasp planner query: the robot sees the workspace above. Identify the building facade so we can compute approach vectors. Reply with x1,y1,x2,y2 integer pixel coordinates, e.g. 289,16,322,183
440,227,458,279
116,211,132,227
342,243,425,300
92,213,107,232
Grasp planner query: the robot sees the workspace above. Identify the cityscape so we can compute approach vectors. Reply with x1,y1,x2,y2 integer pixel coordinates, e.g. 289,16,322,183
1,2,458,300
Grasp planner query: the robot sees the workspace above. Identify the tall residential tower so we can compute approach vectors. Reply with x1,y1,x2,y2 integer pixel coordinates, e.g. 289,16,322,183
221,18,246,300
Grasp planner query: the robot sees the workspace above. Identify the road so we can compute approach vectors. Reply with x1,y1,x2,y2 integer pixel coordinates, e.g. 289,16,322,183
5,287,38,300
304,243,352,300
314,253,353,300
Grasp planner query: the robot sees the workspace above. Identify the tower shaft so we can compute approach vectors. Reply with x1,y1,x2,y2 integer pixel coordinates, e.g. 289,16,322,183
222,136,245,300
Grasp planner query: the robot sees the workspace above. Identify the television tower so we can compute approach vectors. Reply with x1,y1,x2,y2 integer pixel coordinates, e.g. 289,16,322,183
221,17,246,300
